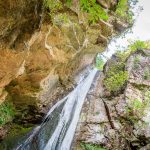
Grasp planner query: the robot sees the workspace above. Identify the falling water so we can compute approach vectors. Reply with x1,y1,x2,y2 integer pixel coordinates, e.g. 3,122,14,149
15,68,97,150
13,0,150,149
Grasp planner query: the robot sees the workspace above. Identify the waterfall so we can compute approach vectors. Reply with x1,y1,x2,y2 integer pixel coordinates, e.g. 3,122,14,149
13,1,150,149
15,68,98,150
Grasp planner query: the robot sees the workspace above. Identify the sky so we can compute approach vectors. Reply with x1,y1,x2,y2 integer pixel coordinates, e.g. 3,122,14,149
133,0,150,40
102,0,150,59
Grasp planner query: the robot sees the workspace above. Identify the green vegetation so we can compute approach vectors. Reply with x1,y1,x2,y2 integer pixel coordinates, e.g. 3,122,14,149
104,40,149,93
115,0,132,23
81,143,107,150
0,101,15,125
95,55,105,70
44,0,108,23
116,0,128,17
126,91,150,122
129,40,149,52
53,13,70,25
44,0,63,17
104,71,128,92
0,124,33,150
80,0,108,23
116,40,149,62
66,0,72,6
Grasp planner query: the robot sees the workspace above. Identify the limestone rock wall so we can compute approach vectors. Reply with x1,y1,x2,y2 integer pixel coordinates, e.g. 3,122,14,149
0,0,124,141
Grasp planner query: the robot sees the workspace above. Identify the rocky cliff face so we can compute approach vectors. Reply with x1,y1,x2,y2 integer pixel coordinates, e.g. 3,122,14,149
0,0,43,48
0,0,129,142
74,49,150,150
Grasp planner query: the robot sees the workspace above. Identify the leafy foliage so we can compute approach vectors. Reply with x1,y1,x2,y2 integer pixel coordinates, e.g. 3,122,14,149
129,40,149,52
0,101,15,125
104,71,128,92
115,0,132,23
96,56,105,70
116,40,149,62
44,0,63,16
116,0,128,17
126,91,150,122
44,0,108,23
66,0,72,7
81,143,106,150
80,0,108,23
104,40,149,93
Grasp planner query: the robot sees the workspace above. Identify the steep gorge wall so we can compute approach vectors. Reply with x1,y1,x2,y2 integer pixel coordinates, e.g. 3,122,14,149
0,0,127,141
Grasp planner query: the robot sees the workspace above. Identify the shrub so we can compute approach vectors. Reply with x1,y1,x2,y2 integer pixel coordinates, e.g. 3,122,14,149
81,143,106,150
80,0,108,23
129,40,149,52
116,40,149,62
115,0,133,23
95,55,105,70
44,0,63,16
126,91,150,122
0,101,15,125
106,62,125,77
104,71,128,92
44,0,108,23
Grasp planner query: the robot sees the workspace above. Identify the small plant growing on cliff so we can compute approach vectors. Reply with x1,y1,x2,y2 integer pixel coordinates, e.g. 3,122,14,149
126,99,144,122
127,91,150,122
115,0,133,23
129,40,149,52
116,40,149,62
95,55,105,70
104,71,128,92
0,101,15,125
80,0,109,23
44,0,63,17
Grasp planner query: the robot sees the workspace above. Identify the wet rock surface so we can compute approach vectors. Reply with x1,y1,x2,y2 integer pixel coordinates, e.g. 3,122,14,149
74,50,150,150
0,0,131,144
0,0,121,132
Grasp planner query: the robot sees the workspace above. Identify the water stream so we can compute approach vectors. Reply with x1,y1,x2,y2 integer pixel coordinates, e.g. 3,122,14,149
14,0,150,149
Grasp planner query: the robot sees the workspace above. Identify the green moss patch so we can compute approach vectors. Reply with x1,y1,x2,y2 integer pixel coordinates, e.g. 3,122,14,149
0,124,33,150
0,101,15,126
